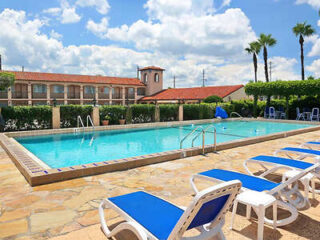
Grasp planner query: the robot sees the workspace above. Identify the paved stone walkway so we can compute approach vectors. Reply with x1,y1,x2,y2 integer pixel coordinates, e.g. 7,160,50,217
1,130,320,239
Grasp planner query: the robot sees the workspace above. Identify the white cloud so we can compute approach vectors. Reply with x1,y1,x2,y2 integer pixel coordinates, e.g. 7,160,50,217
0,8,300,89
105,7,257,62
50,30,63,40
295,0,320,9
43,0,81,24
306,59,320,77
76,0,110,15
86,17,108,38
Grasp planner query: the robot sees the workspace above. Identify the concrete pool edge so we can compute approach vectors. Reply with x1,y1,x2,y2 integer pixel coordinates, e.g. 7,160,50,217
1,118,319,186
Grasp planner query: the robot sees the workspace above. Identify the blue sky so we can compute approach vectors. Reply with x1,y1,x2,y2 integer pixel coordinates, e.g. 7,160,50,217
0,0,320,88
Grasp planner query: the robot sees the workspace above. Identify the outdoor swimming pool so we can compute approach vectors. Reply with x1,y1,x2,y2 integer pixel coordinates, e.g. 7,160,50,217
15,120,313,168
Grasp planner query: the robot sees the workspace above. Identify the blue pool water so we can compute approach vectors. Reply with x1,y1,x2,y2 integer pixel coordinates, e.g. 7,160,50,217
16,121,312,168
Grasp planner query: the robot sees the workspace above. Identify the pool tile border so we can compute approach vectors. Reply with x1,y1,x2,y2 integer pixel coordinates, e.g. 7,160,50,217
1,118,320,186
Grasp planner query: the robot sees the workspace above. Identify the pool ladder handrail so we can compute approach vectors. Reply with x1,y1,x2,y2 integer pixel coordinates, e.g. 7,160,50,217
77,115,85,129
230,112,243,119
180,125,217,154
87,115,95,128
191,125,217,152
180,126,204,149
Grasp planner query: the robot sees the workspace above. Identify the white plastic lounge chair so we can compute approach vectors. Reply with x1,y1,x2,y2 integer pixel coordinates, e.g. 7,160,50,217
243,155,320,200
191,164,319,229
274,147,320,160
311,108,320,121
296,107,305,120
269,107,276,119
300,141,320,149
99,181,241,240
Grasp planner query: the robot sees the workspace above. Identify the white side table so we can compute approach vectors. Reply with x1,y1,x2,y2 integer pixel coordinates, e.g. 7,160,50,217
230,190,277,240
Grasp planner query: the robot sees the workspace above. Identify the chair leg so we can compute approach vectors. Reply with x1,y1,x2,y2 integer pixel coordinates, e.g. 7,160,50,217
273,201,277,230
218,229,226,240
230,200,238,230
246,205,251,219
257,205,265,240
311,178,316,199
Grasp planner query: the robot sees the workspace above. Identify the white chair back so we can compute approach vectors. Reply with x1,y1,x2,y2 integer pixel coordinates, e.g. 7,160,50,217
169,180,241,239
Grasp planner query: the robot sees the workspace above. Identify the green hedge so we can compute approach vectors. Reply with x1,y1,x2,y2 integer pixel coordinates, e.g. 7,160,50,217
99,105,126,125
131,104,155,123
159,104,178,122
60,105,93,128
1,106,52,131
245,80,320,97
183,104,215,120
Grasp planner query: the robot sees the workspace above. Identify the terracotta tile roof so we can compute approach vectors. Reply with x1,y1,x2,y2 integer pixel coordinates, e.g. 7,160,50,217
1,70,145,86
139,66,165,71
141,85,244,101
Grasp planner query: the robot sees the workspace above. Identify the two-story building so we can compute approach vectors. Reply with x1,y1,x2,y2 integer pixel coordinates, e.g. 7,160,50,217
0,66,165,106
0,64,247,106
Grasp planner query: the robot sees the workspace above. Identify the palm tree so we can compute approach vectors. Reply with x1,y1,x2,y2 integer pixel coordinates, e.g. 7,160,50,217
257,34,277,82
293,22,315,80
245,41,261,83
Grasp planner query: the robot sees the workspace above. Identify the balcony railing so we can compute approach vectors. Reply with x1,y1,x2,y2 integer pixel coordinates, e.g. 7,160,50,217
32,93,47,99
50,93,64,99
67,92,80,99
0,92,8,99
12,91,28,99
83,93,95,99
98,93,110,99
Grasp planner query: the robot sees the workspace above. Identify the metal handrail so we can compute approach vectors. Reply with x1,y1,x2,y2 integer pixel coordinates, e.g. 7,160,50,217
77,115,85,129
86,115,95,128
180,126,203,149
230,112,243,119
194,125,217,152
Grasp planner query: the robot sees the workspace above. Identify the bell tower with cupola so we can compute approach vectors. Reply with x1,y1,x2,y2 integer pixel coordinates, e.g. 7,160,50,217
139,66,165,96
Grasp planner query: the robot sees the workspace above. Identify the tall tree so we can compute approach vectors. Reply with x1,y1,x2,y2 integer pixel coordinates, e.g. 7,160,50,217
293,22,315,80
257,34,277,82
245,41,261,83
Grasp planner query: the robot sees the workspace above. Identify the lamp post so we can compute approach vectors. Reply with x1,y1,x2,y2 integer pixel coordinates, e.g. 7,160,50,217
53,98,57,107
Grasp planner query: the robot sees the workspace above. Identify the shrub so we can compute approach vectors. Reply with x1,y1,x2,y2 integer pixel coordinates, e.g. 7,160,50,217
159,104,178,122
0,72,15,90
60,105,93,128
199,103,215,119
131,104,155,123
203,95,223,104
183,104,200,120
99,105,126,125
1,106,52,131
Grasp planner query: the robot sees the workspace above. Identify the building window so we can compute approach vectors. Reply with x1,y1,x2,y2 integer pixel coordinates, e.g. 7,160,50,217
53,85,64,93
137,88,145,96
103,87,109,94
154,73,159,82
143,73,148,84
84,86,95,94
33,84,46,93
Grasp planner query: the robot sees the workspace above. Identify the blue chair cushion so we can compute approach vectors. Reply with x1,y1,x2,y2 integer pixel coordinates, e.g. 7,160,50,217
251,155,313,170
109,191,183,239
188,194,229,229
199,169,279,192
282,147,320,155
306,141,320,145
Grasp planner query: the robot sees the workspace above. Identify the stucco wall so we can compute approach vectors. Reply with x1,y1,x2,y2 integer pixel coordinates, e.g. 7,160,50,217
222,87,248,101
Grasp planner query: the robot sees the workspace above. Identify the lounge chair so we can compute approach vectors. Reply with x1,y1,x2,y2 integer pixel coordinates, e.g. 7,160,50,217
300,141,320,149
99,181,241,240
296,107,305,121
191,163,319,228
311,108,320,122
264,107,269,118
278,106,286,119
243,155,320,199
274,147,320,160
269,107,276,119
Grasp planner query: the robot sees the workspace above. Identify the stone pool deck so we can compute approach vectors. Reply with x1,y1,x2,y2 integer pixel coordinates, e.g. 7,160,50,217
1,130,320,240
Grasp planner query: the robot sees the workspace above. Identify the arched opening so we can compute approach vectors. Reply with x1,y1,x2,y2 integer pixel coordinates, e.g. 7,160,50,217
143,73,148,84
154,73,159,82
